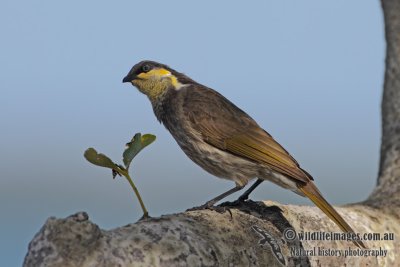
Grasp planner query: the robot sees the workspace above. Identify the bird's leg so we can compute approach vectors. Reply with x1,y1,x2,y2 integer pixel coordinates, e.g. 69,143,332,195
237,179,263,202
187,184,245,213
204,184,245,207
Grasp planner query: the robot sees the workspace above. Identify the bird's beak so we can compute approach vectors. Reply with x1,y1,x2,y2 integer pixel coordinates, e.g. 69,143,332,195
122,74,135,83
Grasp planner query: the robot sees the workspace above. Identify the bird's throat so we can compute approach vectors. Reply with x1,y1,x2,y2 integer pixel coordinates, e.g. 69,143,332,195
133,79,171,104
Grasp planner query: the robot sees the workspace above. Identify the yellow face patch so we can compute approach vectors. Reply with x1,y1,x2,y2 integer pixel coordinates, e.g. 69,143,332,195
137,68,171,79
136,68,184,90
170,76,181,89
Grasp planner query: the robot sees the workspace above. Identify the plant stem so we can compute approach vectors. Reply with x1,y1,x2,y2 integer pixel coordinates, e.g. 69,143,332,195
120,170,149,218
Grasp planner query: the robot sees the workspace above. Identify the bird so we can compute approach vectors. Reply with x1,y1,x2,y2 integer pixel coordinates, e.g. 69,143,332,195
123,60,365,248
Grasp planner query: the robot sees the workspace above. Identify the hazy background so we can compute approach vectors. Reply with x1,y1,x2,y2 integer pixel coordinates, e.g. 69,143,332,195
0,1,383,266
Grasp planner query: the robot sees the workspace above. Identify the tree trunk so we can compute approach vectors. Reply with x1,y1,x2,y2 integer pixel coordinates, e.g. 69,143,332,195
23,1,400,266
367,0,400,211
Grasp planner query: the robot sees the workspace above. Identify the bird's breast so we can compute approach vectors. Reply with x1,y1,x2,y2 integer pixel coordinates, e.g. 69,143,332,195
163,115,258,186
154,89,258,186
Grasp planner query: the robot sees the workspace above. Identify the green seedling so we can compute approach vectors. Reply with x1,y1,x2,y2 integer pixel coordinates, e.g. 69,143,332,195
84,133,156,219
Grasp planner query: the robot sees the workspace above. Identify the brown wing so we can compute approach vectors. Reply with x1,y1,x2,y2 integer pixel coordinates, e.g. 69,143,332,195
183,86,312,184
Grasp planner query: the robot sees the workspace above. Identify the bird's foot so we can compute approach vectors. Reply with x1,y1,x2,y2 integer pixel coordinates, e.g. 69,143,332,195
220,196,248,208
236,192,251,203
186,203,233,217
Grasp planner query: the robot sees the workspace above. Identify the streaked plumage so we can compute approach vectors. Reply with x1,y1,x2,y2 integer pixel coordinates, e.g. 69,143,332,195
123,60,365,248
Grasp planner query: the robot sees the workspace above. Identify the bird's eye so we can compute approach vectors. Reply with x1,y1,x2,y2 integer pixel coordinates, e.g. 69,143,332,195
142,64,151,72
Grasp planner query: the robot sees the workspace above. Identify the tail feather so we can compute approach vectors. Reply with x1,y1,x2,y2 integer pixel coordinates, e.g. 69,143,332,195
299,182,366,248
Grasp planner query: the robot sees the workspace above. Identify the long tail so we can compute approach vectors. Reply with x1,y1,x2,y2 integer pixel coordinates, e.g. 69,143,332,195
298,182,366,248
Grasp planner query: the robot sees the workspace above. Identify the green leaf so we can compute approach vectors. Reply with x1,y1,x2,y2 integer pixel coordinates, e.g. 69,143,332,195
123,133,142,168
123,133,156,169
84,148,119,170
141,134,157,147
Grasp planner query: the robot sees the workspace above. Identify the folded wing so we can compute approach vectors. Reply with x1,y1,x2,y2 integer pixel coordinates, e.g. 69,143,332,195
183,86,312,184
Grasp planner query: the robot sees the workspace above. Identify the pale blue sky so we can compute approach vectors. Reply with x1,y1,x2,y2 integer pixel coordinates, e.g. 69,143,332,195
0,1,384,266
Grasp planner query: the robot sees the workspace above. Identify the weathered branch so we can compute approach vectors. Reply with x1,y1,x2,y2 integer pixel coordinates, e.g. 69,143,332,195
23,201,399,267
23,1,400,266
